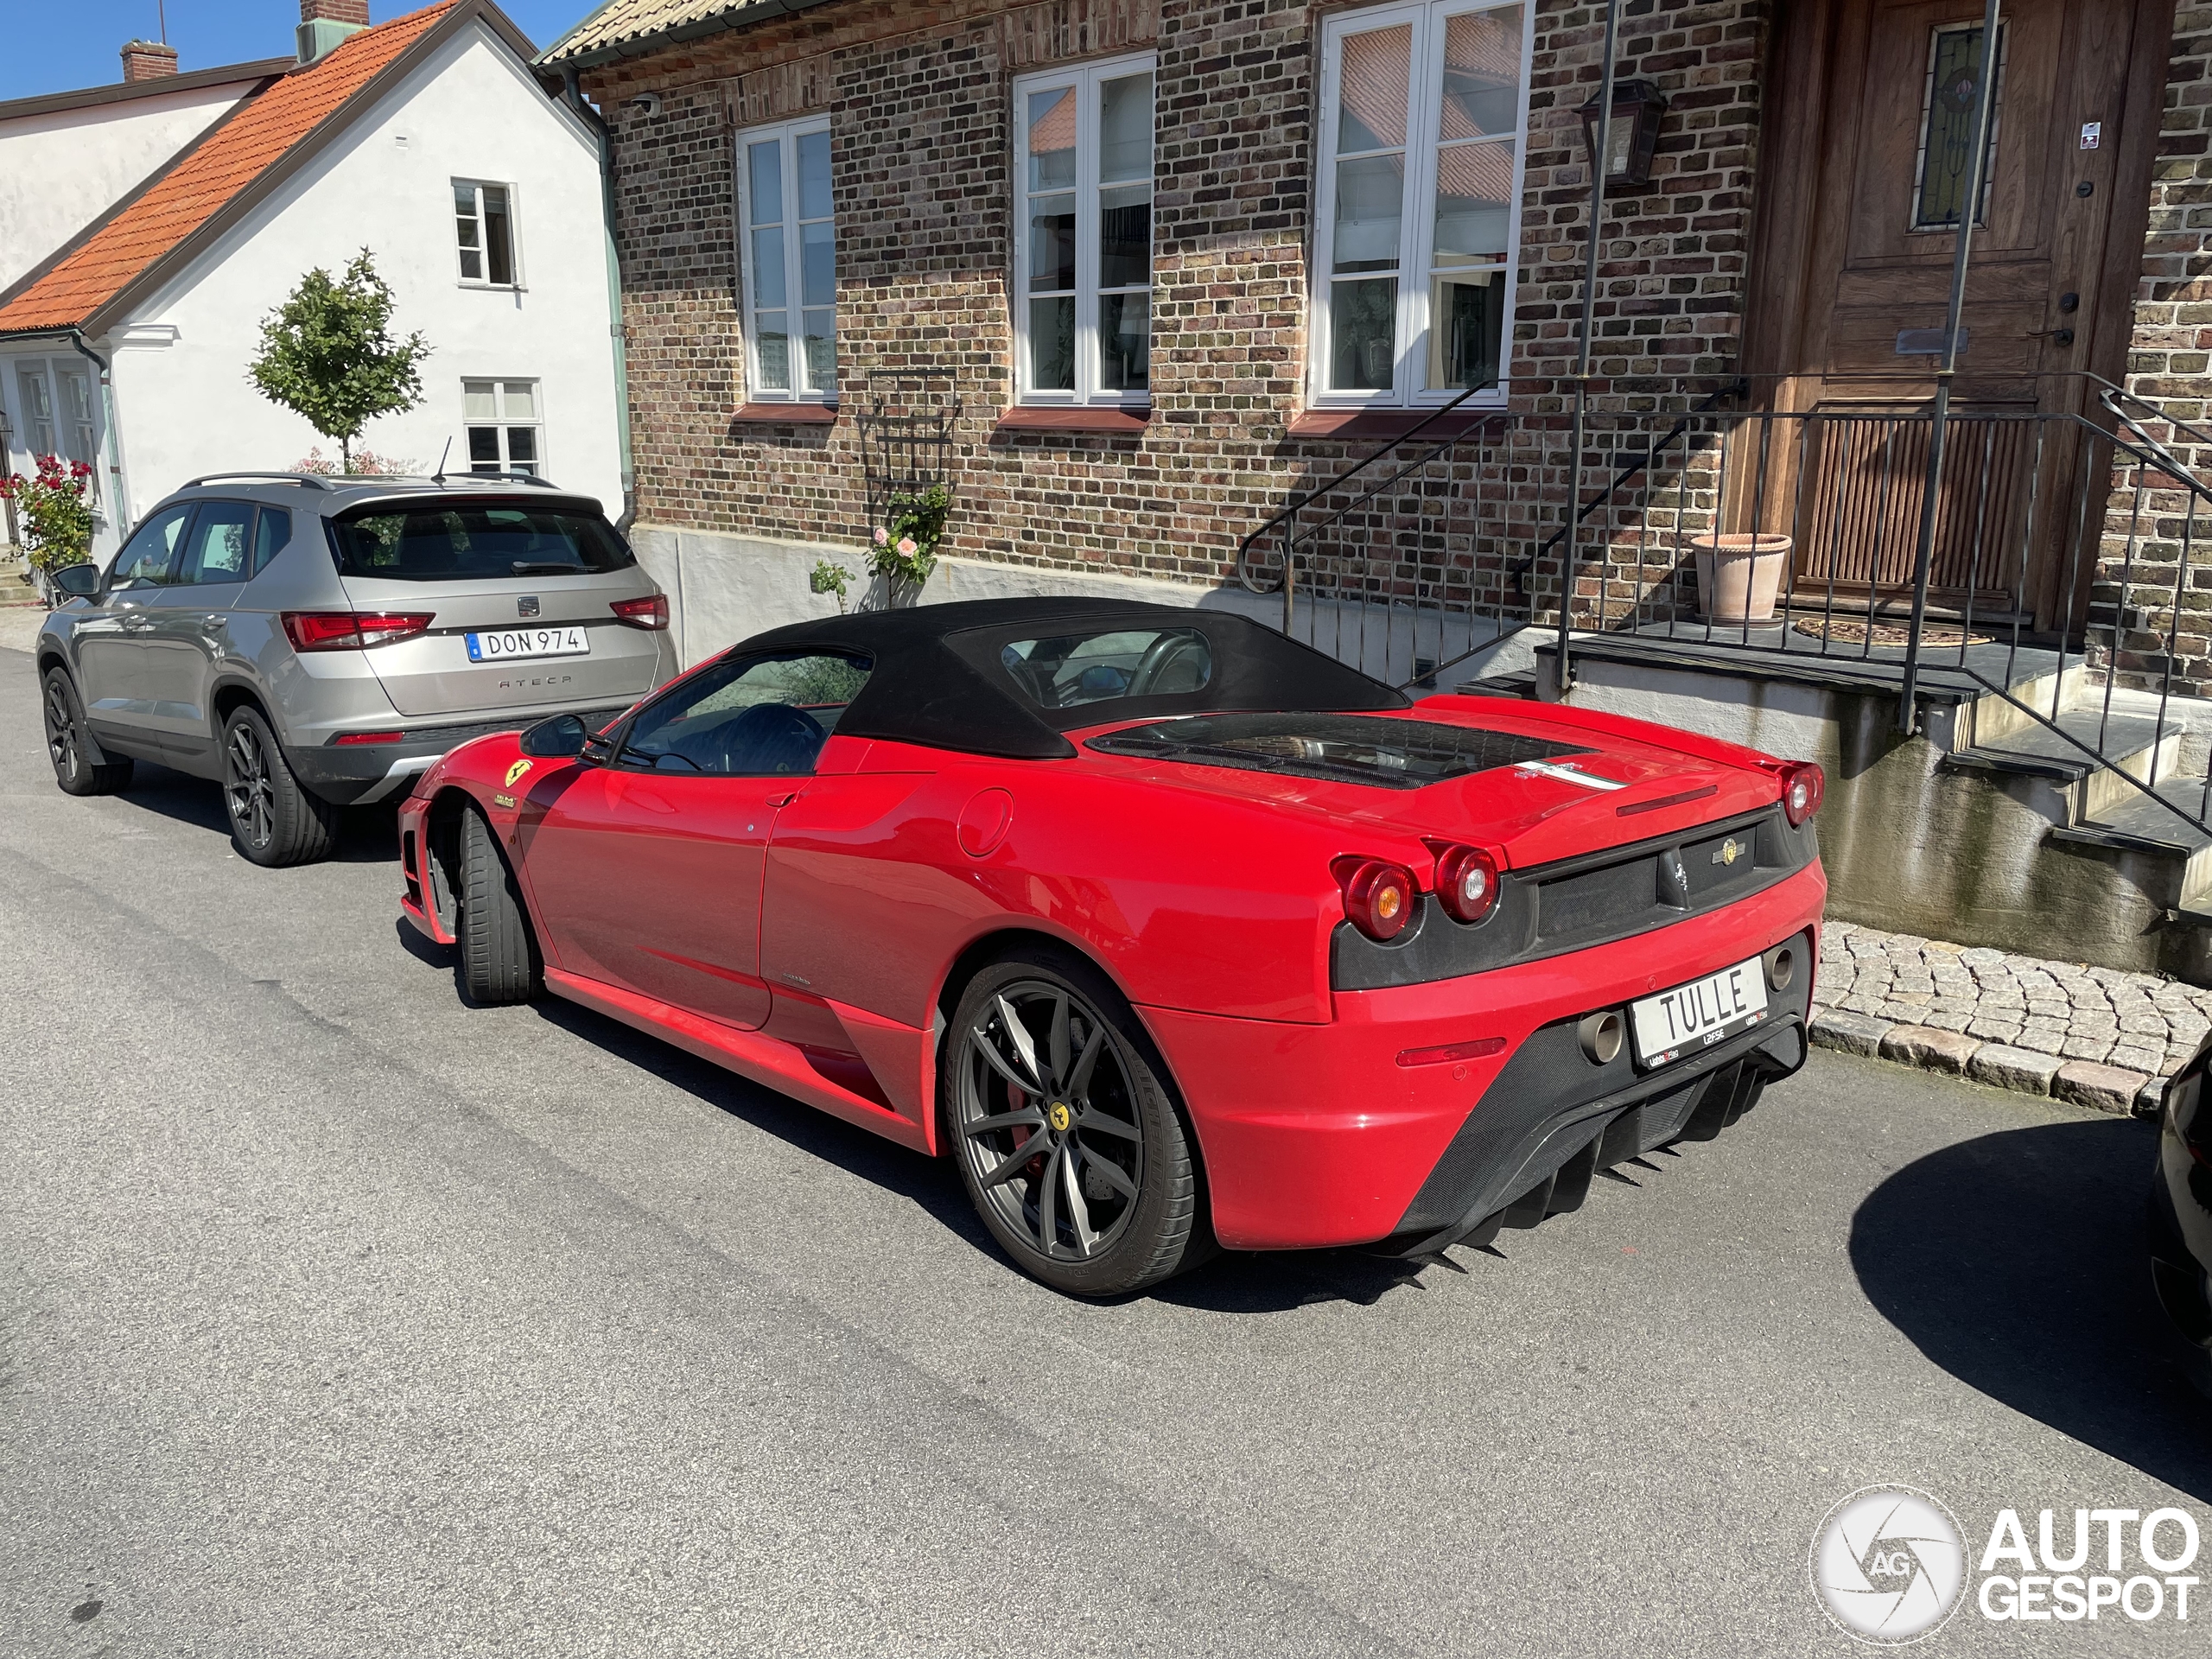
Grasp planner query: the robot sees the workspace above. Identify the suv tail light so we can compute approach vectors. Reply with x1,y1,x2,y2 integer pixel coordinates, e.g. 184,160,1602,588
1775,760,1825,827
283,611,435,652
1433,844,1501,925
1334,856,1415,943
611,594,670,630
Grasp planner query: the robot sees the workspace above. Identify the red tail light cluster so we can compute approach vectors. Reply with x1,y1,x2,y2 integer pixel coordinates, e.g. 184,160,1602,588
1775,760,1825,827
1433,844,1501,925
1335,857,1414,943
283,611,435,652
611,594,670,630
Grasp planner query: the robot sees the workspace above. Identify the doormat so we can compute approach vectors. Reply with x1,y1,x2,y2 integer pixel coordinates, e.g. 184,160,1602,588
1790,617,1993,649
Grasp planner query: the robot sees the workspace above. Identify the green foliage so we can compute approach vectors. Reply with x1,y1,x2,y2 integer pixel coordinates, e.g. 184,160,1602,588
868,483,951,587
1,454,97,571
783,655,869,706
248,251,429,471
809,558,854,613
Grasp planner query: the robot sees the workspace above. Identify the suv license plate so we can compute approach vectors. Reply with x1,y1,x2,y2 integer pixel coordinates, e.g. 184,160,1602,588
1630,955,1768,1067
466,626,590,664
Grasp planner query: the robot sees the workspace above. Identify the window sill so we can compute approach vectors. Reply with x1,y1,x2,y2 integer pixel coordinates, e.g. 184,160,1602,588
732,402,838,424
1287,407,1502,440
994,406,1150,434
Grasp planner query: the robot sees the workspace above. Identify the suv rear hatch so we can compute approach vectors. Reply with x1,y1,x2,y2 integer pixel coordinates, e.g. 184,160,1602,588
327,494,665,718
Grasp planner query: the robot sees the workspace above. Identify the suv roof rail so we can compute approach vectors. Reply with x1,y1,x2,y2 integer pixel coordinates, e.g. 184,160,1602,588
442,470,559,488
180,470,334,492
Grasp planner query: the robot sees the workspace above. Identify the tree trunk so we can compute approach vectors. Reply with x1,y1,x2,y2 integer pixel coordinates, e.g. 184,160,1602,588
340,435,353,474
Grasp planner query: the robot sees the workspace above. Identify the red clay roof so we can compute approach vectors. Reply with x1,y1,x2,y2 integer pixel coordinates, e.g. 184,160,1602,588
0,4,454,336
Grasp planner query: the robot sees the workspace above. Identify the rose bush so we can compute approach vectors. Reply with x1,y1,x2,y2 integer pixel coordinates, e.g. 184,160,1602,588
0,454,97,574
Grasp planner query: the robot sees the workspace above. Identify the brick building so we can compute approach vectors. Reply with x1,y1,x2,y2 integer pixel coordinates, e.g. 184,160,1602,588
540,0,2190,688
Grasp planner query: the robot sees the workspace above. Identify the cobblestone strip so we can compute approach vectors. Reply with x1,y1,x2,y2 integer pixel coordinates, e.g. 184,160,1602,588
1811,922,2212,1116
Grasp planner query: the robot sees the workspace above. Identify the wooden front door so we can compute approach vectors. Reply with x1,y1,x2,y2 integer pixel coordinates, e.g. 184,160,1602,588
1744,0,2165,626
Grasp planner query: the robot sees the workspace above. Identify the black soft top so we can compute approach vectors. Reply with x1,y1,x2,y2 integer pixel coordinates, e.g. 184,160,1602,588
736,598,1409,760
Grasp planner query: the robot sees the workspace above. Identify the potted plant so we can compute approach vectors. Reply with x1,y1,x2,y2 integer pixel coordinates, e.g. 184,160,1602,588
1689,531,1793,623
0,454,97,604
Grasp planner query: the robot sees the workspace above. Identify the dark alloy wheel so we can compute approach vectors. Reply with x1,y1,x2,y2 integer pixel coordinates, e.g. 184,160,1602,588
221,705,338,867
42,668,131,797
947,950,1211,1296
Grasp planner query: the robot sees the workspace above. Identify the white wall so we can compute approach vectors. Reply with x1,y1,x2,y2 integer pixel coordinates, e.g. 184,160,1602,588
97,22,620,544
0,78,261,293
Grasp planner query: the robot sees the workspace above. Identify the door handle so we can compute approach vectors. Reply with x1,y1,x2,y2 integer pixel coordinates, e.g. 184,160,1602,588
2024,327,2075,345
766,791,801,807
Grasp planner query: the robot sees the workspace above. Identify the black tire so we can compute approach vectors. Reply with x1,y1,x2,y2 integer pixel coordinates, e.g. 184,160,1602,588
458,804,543,1005
42,667,131,797
945,945,1211,1297
221,705,338,867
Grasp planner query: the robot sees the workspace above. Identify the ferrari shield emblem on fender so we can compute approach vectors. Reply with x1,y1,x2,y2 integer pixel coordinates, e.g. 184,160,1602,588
504,758,534,789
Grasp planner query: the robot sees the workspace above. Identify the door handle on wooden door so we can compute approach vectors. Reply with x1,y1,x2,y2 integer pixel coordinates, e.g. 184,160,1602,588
2024,327,2075,345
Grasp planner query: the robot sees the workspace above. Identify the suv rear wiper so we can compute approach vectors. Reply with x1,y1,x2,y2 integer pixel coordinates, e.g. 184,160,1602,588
511,561,580,575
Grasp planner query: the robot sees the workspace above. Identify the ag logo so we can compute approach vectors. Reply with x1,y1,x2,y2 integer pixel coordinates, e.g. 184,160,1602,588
504,758,534,789
1810,1486,1967,1644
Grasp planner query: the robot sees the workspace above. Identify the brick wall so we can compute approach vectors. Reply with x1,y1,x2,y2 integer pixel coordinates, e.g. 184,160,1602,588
580,0,1775,646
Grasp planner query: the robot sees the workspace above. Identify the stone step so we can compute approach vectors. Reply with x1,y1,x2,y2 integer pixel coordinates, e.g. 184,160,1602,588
1941,709,2183,823
1959,659,2093,747
2050,778,2212,912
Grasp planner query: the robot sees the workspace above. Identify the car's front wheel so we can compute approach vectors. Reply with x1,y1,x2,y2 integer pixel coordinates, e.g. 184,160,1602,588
221,705,338,867
946,947,1211,1297
456,804,543,1005
42,668,131,797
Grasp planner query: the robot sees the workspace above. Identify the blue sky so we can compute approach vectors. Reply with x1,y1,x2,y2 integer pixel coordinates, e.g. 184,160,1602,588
2,1,593,102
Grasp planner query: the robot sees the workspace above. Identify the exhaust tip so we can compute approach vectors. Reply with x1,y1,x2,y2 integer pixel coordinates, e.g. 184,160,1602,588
1766,944,1796,992
1578,1009,1624,1065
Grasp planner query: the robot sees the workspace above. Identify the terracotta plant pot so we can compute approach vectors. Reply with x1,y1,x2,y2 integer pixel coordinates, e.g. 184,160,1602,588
1690,532,1792,623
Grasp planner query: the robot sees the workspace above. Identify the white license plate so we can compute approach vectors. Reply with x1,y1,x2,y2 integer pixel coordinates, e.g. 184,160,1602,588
465,626,590,664
1630,955,1769,1066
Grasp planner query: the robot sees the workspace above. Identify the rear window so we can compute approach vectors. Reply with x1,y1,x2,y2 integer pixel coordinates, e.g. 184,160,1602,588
999,627,1214,709
328,501,635,582
1085,713,1592,790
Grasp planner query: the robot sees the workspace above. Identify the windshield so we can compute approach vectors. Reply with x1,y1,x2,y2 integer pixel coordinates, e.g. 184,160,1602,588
328,500,635,582
1085,713,1593,790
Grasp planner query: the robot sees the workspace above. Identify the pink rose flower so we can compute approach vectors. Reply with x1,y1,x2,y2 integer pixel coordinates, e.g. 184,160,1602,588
873,526,890,546
897,537,918,558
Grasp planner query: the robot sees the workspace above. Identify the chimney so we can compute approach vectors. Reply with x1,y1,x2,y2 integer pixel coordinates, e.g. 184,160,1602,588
120,39,180,82
297,0,370,63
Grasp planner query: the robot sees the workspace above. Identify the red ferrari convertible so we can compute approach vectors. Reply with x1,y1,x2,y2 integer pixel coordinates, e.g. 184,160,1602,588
398,598,1825,1295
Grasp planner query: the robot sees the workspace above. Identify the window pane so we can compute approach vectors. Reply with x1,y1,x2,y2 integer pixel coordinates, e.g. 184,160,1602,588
180,500,253,583
112,504,190,586
17,369,54,454
467,427,501,469
458,245,482,281
752,226,787,308
802,308,835,393
1099,184,1150,289
1429,271,1505,391
506,428,537,471
54,368,96,467
1329,278,1398,391
1029,296,1075,391
1028,87,1076,191
1332,155,1405,272
1028,198,1076,291
1099,292,1149,391
624,652,870,776
484,185,513,285
463,380,497,420
797,129,832,219
801,219,835,308
251,507,293,575
501,381,537,420
1913,23,2003,230
756,313,791,391
1440,8,1522,139
748,140,783,226
1099,73,1153,183
1337,24,1411,152
1432,140,1514,265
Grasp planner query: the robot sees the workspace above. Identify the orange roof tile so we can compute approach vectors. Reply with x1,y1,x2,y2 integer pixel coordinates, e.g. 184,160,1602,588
0,4,455,336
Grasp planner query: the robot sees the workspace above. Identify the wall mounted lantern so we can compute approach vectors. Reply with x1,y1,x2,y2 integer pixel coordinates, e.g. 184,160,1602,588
1579,79,1669,189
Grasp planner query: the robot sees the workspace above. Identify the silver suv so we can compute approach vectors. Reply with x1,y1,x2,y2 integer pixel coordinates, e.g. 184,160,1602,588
36,472,677,865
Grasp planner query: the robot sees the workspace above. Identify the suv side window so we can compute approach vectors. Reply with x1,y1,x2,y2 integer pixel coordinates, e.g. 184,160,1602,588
172,499,255,585
111,503,194,588
618,651,871,777
250,506,293,575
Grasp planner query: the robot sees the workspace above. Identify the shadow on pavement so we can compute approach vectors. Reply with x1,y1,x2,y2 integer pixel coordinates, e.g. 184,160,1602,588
102,760,399,863
1851,1116,2212,1502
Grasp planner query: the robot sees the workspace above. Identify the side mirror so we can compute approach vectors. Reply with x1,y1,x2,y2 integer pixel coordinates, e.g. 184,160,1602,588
50,563,101,599
518,712,587,759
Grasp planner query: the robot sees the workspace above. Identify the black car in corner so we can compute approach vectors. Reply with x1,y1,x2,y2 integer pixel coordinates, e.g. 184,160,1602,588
2150,1039,2212,1373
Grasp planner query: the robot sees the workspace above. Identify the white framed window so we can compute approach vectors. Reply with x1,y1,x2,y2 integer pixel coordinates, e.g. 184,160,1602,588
734,117,836,403
1014,54,1155,406
464,379,542,475
11,359,99,499
1312,0,1532,407
14,364,57,458
453,181,518,286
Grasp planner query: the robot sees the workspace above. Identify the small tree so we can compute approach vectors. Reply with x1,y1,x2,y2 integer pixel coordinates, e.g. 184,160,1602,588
248,250,428,472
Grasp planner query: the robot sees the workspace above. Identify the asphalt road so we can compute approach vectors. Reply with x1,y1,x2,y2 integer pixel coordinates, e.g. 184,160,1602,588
3,642,2207,1658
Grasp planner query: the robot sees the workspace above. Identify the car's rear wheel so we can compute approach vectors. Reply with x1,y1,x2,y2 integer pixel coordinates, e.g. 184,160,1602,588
42,668,131,796
946,948,1211,1297
222,706,338,867
457,804,543,1005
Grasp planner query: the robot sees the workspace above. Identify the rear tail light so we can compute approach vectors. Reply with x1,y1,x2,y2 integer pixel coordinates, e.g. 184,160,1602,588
1777,760,1825,827
334,730,404,746
611,594,670,630
1335,856,1415,943
1434,844,1501,925
283,611,435,652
